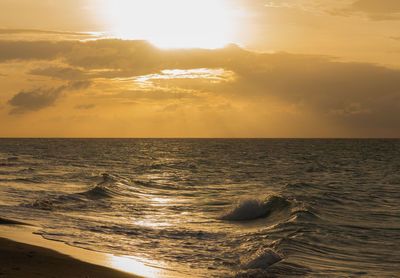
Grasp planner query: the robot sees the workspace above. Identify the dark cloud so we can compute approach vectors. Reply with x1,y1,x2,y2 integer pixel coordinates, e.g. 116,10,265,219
206,52,400,130
0,28,91,36
8,86,65,114
336,0,400,20
29,66,86,80
352,0,400,14
8,80,92,114
0,39,239,76
75,104,95,110
67,80,92,90
64,40,164,76
0,40,74,62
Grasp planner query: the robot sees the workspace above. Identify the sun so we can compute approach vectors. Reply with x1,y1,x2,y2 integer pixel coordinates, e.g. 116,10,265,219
100,0,237,49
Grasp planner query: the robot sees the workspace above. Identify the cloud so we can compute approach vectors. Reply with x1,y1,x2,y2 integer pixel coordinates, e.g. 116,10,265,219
8,86,65,114
8,81,92,114
112,88,201,101
217,53,400,129
0,40,74,62
67,80,92,90
0,28,92,36
352,0,400,14
263,0,320,13
75,104,95,110
29,66,86,80
0,0,99,33
336,0,400,20
264,1,293,9
0,39,238,76
2,39,400,133
64,40,162,74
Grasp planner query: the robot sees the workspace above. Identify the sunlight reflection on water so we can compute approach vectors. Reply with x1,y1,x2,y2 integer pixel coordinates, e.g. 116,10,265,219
108,254,166,277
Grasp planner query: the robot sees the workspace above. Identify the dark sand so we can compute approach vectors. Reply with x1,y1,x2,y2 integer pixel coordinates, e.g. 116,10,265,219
0,237,141,278
0,217,30,225
0,217,141,278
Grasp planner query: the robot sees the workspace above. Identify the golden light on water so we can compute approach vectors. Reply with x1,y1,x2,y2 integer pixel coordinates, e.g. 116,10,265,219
100,0,237,49
108,254,168,277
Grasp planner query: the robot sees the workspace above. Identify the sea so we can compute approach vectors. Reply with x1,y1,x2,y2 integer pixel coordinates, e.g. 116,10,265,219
0,138,399,277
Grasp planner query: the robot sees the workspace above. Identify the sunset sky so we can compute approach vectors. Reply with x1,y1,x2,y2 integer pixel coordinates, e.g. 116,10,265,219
1,0,399,137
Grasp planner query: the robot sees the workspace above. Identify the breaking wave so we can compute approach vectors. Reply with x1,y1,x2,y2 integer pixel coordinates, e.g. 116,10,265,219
221,195,291,221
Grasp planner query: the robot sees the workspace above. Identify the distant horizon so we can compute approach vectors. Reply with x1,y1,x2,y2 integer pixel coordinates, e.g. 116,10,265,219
1,137,399,139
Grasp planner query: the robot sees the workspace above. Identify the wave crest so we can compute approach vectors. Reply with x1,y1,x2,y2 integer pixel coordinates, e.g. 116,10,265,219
82,173,117,199
221,195,290,221
240,249,282,270
23,173,129,211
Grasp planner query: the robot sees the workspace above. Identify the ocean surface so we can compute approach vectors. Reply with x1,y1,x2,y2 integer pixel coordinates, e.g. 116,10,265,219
0,138,399,277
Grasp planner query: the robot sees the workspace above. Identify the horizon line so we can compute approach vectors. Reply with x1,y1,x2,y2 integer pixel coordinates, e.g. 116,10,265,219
0,137,399,140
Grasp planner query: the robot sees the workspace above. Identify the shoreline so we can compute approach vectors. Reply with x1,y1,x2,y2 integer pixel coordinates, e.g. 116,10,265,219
0,218,175,278
0,237,141,278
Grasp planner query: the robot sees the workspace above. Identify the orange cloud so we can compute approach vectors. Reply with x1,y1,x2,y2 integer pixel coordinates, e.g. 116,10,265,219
1,39,400,136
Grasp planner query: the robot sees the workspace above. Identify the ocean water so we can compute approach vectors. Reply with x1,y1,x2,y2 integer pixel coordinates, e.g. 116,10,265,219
0,138,399,277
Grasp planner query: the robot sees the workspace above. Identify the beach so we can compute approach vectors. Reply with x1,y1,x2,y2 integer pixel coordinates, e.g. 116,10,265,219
0,218,142,278
0,237,141,278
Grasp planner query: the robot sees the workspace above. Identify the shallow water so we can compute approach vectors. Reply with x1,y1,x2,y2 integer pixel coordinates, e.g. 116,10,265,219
0,138,399,277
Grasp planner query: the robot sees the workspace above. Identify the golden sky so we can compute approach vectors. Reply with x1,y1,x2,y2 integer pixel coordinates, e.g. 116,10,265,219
0,0,399,137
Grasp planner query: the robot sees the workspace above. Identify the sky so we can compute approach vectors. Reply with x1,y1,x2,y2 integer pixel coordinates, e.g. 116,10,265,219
0,0,399,137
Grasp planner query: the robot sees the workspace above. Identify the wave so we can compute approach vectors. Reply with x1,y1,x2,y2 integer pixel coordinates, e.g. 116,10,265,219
7,156,19,162
306,161,327,173
235,247,309,277
14,177,43,183
0,162,18,167
221,195,290,221
0,177,42,184
290,206,319,222
0,156,21,166
23,173,134,211
81,173,146,199
28,198,57,211
82,173,118,199
240,248,282,270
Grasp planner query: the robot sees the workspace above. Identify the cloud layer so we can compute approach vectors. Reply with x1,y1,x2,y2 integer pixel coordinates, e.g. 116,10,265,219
1,39,400,136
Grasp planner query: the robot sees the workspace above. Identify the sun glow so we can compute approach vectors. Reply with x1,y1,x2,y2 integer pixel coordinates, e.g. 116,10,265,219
100,0,237,49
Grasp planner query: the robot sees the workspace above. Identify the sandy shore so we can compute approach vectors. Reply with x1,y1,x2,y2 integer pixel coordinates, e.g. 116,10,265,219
0,237,141,278
0,218,144,278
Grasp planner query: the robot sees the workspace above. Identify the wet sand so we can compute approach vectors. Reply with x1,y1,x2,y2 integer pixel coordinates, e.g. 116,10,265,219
0,217,142,278
0,217,30,225
0,237,141,278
